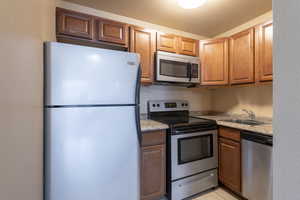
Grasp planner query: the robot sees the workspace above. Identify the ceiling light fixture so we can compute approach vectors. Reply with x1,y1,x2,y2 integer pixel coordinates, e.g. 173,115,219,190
177,0,207,9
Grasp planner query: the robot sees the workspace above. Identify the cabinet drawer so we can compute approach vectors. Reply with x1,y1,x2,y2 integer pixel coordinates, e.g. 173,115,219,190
142,131,165,147
219,127,240,142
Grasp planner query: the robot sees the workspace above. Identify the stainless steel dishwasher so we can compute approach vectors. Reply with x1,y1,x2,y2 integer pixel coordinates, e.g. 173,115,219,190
241,131,273,200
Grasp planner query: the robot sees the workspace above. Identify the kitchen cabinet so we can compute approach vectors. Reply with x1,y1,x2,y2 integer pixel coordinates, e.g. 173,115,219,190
178,37,198,56
141,130,166,200
200,38,229,85
95,18,128,46
56,8,129,47
130,26,156,84
157,33,178,53
218,127,241,194
157,33,198,56
56,8,94,40
256,21,273,82
230,28,255,84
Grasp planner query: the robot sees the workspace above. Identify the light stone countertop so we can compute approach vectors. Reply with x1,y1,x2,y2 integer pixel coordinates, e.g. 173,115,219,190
140,113,273,135
192,114,273,136
140,119,169,132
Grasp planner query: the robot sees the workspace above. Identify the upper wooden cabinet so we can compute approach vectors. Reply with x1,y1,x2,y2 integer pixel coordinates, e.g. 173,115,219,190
200,38,229,85
157,33,199,56
178,37,199,56
56,8,94,40
230,28,255,84
95,18,128,46
56,8,129,47
257,21,273,82
130,26,156,84
157,33,178,53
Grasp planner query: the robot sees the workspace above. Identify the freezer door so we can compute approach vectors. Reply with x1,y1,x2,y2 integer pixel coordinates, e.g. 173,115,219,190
45,42,140,106
45,106,140,200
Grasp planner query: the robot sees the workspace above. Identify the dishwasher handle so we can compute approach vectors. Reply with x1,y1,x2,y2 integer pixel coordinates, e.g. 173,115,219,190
241,131,273,146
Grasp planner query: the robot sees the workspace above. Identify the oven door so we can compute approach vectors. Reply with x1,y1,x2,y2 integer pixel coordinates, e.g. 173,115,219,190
156,51,200,83
171,130,218,180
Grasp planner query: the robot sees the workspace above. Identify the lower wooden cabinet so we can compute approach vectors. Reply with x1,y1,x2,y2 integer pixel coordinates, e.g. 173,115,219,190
218,127,241,194
141,131,166,200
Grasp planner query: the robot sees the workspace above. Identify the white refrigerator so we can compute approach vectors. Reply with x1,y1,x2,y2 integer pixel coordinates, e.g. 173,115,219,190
44,42,141,200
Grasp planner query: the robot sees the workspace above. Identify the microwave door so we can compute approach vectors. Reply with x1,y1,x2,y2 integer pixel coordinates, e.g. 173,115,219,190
157,59,190,83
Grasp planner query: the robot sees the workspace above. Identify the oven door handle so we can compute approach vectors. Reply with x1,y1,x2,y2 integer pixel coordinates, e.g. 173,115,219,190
174,127,216,134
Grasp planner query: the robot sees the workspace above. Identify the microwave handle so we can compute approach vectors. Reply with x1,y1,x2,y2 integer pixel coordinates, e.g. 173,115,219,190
187,63,192,81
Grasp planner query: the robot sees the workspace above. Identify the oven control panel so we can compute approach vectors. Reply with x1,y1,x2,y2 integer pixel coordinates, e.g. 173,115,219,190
148,100,189,112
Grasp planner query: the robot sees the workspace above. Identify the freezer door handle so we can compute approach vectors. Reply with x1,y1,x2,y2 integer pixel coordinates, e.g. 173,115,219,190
135,65,142,145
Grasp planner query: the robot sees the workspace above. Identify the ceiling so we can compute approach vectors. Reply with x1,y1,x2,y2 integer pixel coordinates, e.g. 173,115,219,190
64,0,272,37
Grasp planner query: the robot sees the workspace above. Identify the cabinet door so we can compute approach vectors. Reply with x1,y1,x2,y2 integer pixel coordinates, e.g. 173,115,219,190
230,28,255,84
141,144,166,200
219,137,241,194
56,8,94,40
130,27,156,84
96,18,128,46
200,38,229,85
178,37,198,56
157,33,178,53
257,21,273,82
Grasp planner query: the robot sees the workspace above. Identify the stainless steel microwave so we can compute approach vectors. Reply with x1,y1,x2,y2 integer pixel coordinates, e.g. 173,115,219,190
155,51,200,84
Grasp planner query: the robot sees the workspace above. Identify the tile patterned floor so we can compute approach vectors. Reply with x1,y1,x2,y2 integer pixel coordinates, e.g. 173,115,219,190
161,188,239,200
192,188,239,200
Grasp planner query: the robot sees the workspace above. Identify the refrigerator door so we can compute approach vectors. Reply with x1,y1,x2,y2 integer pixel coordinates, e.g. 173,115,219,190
44,42,140,106
45,106,140,200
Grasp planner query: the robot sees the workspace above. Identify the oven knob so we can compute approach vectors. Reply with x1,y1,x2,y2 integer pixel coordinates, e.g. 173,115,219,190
152,104,156,107
157,104,160,107
185,103,188,106
182,103,184,107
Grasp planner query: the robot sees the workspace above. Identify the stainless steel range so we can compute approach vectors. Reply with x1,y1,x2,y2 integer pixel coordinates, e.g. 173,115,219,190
148,100,218,200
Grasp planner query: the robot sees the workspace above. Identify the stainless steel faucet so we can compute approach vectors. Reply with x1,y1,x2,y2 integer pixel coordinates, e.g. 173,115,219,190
242,109,256,120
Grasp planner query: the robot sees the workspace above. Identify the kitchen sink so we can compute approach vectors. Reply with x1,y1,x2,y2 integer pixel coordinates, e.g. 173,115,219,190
221,119,265,126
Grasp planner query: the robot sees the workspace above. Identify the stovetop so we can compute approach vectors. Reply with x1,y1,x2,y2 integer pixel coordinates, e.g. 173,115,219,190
149,115,215,127
147,100,217,132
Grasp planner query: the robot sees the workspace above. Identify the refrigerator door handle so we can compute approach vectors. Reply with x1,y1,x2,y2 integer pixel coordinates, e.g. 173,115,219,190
135,65,142,145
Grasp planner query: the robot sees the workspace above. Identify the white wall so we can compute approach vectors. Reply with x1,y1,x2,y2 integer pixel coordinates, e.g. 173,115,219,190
0,0,55,200
273,0,300,199
140,86,212,113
